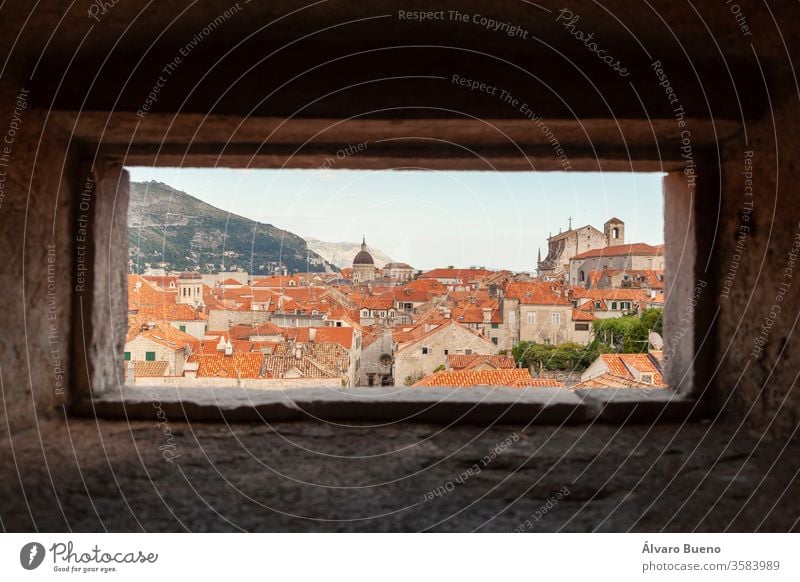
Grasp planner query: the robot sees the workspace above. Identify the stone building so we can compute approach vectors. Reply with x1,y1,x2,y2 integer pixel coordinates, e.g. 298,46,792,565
358,327,395,386
124,325,196,377
352,236,377,284
538,218,625,280
393,320,496,386
502,281,574,346
177,272,204,306
383,262,415,282
569,243,665,286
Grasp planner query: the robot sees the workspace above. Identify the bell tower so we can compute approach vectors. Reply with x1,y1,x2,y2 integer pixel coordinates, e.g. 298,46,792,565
604,217,625,247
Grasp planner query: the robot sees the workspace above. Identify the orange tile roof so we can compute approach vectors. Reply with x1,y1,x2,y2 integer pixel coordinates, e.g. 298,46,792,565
413,369,563,387
419,268,495,281
281,287,330,301
395,320,495,352
251,275,303,287
273,342,350,375
392,322,428,344
263,355,338,379
137,303,206,322
587,271,604,287
128,360,170,377
571,243,663,260
573,373,661,389
281,326,355,349
133,326,196,351
361,294,395,310
572,288,651,301
451,305,502,324
225,321,284,340
188,352,266,378
447,354,516,370
128,275,178,308
141,275,179,289
393,287,435,303
594,353,666,386
403,278,447,293
572,308,595,322
504,281,571,305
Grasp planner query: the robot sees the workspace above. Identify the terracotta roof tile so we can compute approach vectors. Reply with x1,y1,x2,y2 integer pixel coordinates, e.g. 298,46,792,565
263,354,338,379
281,327,355,349
128,360,170,377
572,308,595,322
573,373,661,389
419,268,495,281
504,282,571,305
447,354,516,370
273,342,350,375
414,369,563,387
188,352,266,379
571,243,663,260
589,353,666,386
134,326,196,351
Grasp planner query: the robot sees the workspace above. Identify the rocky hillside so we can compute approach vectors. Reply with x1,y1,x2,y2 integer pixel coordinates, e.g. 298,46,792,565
128,181,335,274
305,237,395,269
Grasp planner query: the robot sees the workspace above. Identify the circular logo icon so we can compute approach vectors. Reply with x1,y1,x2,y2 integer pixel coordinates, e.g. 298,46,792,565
20,542,46,570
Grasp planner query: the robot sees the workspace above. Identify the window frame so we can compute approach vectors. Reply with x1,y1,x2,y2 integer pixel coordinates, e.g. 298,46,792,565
67,154,709,425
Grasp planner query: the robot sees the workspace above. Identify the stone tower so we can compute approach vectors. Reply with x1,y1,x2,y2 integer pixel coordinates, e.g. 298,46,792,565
604,217,625,247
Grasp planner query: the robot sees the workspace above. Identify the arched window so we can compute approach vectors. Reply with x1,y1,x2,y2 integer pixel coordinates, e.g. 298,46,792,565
579,271,585,282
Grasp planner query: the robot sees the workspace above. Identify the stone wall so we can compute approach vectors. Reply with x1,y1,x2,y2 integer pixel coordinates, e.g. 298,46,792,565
518,304,573,345
0,80,76,434
394,324,496,385
712,72,800,439
124,336,185,376
1,1,800,444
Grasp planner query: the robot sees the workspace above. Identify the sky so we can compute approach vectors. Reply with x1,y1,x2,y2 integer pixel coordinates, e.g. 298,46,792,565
127,167,665,272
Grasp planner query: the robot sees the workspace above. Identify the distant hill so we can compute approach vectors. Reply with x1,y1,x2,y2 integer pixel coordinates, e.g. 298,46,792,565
128,181,335,274
305,237,395,269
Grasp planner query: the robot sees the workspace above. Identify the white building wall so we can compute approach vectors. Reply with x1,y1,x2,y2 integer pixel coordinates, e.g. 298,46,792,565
124,336,186,376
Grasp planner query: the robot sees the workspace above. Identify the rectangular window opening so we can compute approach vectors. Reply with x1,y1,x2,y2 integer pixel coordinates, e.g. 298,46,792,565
122,168,668,395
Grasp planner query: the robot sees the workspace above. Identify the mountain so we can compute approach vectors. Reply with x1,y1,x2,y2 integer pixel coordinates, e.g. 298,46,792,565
128,181,336,274
305,237,395,269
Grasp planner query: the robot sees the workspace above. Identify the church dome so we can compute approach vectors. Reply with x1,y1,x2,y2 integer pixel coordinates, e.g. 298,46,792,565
353,236,374,266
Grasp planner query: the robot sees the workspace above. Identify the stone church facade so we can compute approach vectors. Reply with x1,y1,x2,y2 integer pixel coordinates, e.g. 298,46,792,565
538,218,625,280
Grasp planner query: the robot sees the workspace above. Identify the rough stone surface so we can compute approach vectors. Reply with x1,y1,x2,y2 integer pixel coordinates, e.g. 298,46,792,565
1,418,797,532
0,80,77,435
75,385,592,425
2,0,800,536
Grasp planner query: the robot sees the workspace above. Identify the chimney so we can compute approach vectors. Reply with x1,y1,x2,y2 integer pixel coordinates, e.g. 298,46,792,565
309,328,317,342
126,361,135,383
225,340,233,356
482,308,492,323
183,361,199,378
295,344,303,360
216,336,226,352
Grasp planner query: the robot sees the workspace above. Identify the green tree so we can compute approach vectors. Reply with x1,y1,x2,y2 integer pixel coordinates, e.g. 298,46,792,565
512,341,604,372
592,308,663,353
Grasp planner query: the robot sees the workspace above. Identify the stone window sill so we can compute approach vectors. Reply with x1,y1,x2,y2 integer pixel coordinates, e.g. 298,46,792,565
73,385,698,425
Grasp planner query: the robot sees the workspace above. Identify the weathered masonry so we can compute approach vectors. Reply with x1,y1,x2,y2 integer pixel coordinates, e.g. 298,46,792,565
1,1,799,531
